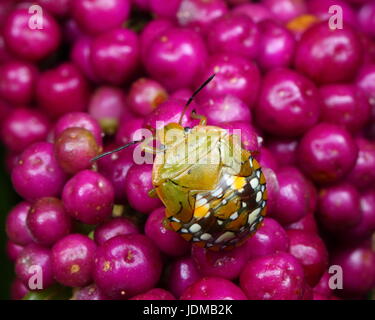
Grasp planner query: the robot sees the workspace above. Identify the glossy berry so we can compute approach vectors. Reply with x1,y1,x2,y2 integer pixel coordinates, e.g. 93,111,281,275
27,197,71,246
36,63,89,119
244,217,289,260
181,277,247,300
240,252,306,300
125,164,162,214
319,84,371,133
52,234,96,287
317,183,361,233
91,29,139,85
255,68,320,137
72,0,130,35
195,53,260,107
12,142,67,201
6,202,33,246
287,230,328,287
257,20,296,71
94,234,162,299
297,123,358,184
94,217,139,246
6,241,24,262
4,8,61,61
1,108,50,153
191,245,247,280
167,256,201,298
54,127,101,175
127,78,168,117
295,22,363,84
54,112,103,147
145,208,190,257
207,13,260,60
15,243,55,290
143,28,207,91
130,288,175,300
271,167,314,225
72,283,108,300
0,61,38,105
62,170,115,225
176,0,228,34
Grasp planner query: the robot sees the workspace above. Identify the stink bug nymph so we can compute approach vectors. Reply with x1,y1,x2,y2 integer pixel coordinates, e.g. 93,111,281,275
92,75,267,251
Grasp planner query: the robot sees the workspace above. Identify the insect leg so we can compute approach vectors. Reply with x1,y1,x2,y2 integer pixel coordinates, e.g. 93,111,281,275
190,109,207,126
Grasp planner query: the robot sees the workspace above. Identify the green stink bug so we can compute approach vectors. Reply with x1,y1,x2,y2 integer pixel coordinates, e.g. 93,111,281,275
93,75,267,251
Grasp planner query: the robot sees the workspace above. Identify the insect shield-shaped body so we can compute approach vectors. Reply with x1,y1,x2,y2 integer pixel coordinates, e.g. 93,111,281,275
152,122,267,251
92,75,267,251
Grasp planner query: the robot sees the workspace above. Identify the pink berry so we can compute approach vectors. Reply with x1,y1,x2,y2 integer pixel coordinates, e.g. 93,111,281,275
72,0,130,35
130,288,175,300
244,217,289,260
319,84,371,133
1,108,50,153
177,0,228,34
264,0,307,23
145,207,190,257
54,127,101,174
271,166,313,225
91,28,139,85
332,245,375,298
125,164,162,214
94,234,162,299
195,53,260,107
27,197,71,246
240,252,306,300
287,230,328,287
127,78,168,117
295,22,363,84
232,4,274,23
317,183,361,233
52,234,96,287
62,170,115,225
286,212,318,234
149,0,182,19
257,20,296,71
181,277,247,300
12,142,67,201
11,278,29,300
6,240,24,262
94,217,139,246
347,138,375,190
297,123,358,184
5,202,33,246
143,28,207,91
255,68,320,137
207,13,260,60
0,60,38,105
220,121,260,153
15,243,55,290
4,8,61,61
167,256,201,298
54,112,103,147
72,283,109,300
191,245,247,280
36,63,89,119
266,138,298,168
36,0,71,17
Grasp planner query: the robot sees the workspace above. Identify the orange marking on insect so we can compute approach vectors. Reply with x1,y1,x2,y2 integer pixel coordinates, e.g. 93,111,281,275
194,204,210,219
194,241,207,248
233,176,247,190
181,233,193,241
260,173,266,184
170,221,182,231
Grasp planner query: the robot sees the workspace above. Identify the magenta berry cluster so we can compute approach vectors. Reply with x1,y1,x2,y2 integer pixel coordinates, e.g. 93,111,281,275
1,0,375,301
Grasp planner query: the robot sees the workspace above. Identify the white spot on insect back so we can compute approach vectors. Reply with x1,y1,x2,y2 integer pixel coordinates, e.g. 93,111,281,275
181,228,188,233
226,175,235,186
250,178,259,189
249,157,253,167
211,188,223,198
195,197,208,208
230,212,238,220
215,232,235,244
189,224,201,233
200,233,212,241
248,208,261,225
170,217,180,223
256,170,261,178
217,220,224,226
256,191,262,202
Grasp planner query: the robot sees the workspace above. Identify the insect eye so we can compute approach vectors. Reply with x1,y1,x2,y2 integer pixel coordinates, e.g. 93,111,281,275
184,127,191,133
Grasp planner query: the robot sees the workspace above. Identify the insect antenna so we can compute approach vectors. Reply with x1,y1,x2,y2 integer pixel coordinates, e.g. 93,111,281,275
91,139,144,162
178,74,216,125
